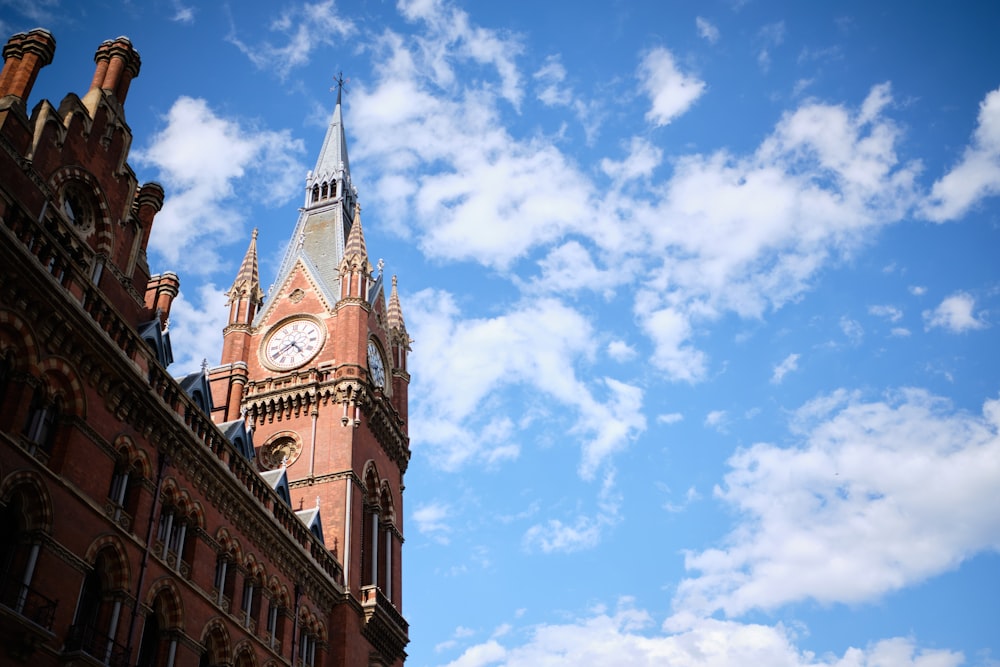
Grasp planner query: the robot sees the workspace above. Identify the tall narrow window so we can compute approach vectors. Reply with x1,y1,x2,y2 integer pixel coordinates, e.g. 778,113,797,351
266,600,282,649
0,350,13,408
299,628,317,667
241,577,255,629
23,388,60,453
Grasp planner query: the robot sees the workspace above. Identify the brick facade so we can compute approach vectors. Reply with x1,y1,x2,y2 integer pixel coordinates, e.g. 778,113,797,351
0,29,409,667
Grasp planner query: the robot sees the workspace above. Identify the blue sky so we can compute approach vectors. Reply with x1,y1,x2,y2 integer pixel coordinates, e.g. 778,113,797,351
5,1,1000,665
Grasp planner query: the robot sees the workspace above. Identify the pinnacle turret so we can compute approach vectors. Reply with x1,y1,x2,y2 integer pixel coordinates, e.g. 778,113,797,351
343,202,369,264
226,228,264,312
387,275,406,333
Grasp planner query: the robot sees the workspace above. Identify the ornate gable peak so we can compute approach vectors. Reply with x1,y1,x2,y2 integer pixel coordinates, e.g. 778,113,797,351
253,257,337,327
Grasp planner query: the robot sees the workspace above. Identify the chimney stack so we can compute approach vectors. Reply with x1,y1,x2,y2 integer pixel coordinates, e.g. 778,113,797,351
90,36,141,105
0,28,56,101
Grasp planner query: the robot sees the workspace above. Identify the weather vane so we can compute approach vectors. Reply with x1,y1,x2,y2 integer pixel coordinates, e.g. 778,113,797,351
330,72,350,98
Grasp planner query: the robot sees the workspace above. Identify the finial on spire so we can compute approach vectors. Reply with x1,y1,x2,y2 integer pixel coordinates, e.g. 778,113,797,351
331,72,350,105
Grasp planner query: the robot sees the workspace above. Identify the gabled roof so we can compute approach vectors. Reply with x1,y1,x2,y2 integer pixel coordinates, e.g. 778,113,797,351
219,419,254,461
260,467,292,507
296,501,325,545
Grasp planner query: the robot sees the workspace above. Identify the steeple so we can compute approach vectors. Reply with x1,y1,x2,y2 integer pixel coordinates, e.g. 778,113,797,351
313,79,351,186
266,86,358,312
226,228,264,324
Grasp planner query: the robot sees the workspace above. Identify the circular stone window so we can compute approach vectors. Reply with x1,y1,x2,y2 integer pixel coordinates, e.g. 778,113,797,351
60,182,95,236
260,435,302,470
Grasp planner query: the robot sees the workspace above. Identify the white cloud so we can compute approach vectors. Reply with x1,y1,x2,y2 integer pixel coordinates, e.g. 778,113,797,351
868,304,903,322
523,472,621,554
756,21,786,72
398,0,524,107
166,283,229,374
923,86,1000,221
695,17,720,44
600,137,664,184
657,413,684,425
170,2,194,23
607,340,637,362
530,241,638,298
638,47,706,127
533,55,571,107
771,353,800,384
671,388,1000,620
413,501,454,544
227,0,355,80
631,83,919,380
704,410,728,432
406,290,645,478
840,316,864,344
439,599,964,667
923,292,988,333
136,97,304,273
354,9,920,390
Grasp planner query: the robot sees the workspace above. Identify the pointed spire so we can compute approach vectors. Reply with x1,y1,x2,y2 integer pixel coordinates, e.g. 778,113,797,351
314,77,351,179
387,275,407,333
227,228,264,308
343,202,369,264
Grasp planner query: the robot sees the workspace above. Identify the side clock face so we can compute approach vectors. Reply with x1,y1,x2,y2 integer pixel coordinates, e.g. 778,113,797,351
264,319,323,370
367,340,387,388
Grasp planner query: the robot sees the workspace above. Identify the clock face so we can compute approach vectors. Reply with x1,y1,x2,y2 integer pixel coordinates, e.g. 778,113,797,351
264,319,323,370
367,340,386,388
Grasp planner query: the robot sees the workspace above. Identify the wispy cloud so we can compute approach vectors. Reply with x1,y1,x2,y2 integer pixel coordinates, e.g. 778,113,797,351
771,353,800,384
695,17,720,44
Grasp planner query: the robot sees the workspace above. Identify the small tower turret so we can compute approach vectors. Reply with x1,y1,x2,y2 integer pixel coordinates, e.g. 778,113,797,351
387,275,411,423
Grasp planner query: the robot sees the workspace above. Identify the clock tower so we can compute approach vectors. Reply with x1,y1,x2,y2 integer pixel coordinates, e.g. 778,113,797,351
208,86,411,666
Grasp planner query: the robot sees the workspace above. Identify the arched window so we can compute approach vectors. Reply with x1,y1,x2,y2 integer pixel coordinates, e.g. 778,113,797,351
361,466,381,587
214,552,237,611
0,492,56,629
298,626,318,667
135,603,161,667
241,572,262,631
0,348,14,408
265,594,285,651
157,502,196,577
136,591,181,667
199,624,229,667
67,549,127,665
321,182,328,199
311,184,320,203
107,457,142,529
23,386,61,455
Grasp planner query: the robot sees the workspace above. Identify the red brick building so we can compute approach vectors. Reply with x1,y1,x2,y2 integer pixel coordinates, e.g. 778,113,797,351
0,28,410,667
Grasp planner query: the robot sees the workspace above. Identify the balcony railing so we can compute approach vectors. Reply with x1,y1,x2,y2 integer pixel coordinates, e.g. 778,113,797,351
360,585,408,634
64,623,128,667
0,576,57,630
